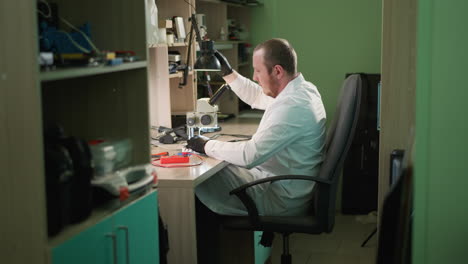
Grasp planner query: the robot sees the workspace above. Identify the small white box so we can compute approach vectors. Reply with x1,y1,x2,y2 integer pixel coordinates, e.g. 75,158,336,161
173,16,186,41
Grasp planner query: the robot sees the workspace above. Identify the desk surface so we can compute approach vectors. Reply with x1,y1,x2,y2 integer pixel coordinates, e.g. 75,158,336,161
152,117,260,264
152,117,260,188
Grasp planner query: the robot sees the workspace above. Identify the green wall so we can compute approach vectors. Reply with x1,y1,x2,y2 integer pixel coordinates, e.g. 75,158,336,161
414,0,468,263
250,0,382,120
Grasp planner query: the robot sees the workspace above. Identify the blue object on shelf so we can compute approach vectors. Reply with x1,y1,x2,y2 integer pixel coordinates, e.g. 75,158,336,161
107,58,124,66
39,21,94,53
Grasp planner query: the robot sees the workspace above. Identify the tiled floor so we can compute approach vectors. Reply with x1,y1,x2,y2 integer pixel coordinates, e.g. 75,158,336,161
269,214,378,264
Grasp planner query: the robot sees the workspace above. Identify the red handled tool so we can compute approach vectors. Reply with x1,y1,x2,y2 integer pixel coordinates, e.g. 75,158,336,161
151,152,169,159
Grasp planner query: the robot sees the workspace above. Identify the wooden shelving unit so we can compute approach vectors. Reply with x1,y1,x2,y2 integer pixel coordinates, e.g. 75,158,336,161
147,0,257,124
197,0,255,116
149,0,197,128
2,0,156,263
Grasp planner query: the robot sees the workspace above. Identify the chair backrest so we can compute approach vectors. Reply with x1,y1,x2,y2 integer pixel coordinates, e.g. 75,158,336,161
314,74,362,232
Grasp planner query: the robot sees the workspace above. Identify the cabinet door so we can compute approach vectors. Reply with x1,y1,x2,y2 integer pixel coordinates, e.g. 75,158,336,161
114,191,159,264
52,217,115,264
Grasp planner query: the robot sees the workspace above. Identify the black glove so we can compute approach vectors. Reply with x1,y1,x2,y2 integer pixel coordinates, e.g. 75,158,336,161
186,136,209,154
214,50,233,77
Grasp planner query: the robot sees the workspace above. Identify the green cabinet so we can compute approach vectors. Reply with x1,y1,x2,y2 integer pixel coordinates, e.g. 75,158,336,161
52,217,114,264
114,191,159,264
52,191,159,264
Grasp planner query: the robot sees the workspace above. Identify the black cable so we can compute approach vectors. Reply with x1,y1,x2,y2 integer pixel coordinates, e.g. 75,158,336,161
227,139,250,142
210,133,252,140
184,0,196,12
219,133,252,138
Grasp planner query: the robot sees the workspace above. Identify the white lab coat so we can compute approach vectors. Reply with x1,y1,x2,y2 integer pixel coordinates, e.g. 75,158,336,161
195,73,327,216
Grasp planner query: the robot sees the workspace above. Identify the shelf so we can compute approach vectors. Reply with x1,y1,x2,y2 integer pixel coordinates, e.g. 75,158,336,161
215,40,249,44
40,61,148,82
213,40,249,51
150,42,188,48
149,43,167,48
169,71,194,79
169,42,189,47
169,72,183,78
198,0,255,8
171,111,188,116
214,42,235,50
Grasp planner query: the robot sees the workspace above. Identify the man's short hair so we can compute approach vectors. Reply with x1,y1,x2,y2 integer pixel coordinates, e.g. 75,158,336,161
254,38,297,75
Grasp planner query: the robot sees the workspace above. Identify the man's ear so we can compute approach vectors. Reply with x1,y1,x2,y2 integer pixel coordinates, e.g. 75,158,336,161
273,65,284,79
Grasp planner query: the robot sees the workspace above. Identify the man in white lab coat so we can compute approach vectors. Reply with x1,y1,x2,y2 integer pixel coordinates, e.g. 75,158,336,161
187,38,327,217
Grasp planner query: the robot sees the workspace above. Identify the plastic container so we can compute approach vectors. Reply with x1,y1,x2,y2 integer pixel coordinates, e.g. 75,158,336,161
146,0,159,46
89,138,133,176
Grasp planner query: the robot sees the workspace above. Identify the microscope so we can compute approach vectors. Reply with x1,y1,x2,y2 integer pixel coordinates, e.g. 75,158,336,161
186,83,230,139
181,14,232,139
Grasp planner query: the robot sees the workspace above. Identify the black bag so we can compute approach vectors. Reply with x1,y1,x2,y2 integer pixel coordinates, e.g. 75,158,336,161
44,124,93,236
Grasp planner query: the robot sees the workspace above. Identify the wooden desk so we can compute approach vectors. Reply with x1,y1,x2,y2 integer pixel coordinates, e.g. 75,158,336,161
153,118,260,264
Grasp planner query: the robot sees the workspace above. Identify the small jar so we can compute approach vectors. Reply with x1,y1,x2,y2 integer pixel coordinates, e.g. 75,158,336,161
166,33,174,45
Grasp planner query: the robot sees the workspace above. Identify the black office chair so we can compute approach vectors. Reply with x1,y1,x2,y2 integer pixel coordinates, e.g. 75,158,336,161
221,74,363,264
377,149,413,264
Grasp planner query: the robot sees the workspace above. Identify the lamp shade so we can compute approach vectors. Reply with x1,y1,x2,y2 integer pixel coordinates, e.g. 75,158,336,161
194,40,221,71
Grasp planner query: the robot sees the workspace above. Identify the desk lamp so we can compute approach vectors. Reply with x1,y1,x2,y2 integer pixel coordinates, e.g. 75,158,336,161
179,14,220,87
182,14,232,139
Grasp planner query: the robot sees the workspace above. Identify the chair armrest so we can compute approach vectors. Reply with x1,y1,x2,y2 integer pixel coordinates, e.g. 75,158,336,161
229,175,331,196
228,175,332,227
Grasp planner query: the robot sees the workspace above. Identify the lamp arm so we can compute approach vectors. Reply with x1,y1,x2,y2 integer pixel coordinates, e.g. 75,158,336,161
190,14,203,42
208,84,230,106
180,16,195,87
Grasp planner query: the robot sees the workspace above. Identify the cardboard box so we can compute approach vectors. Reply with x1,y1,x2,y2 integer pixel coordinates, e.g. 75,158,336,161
159,19,173,29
